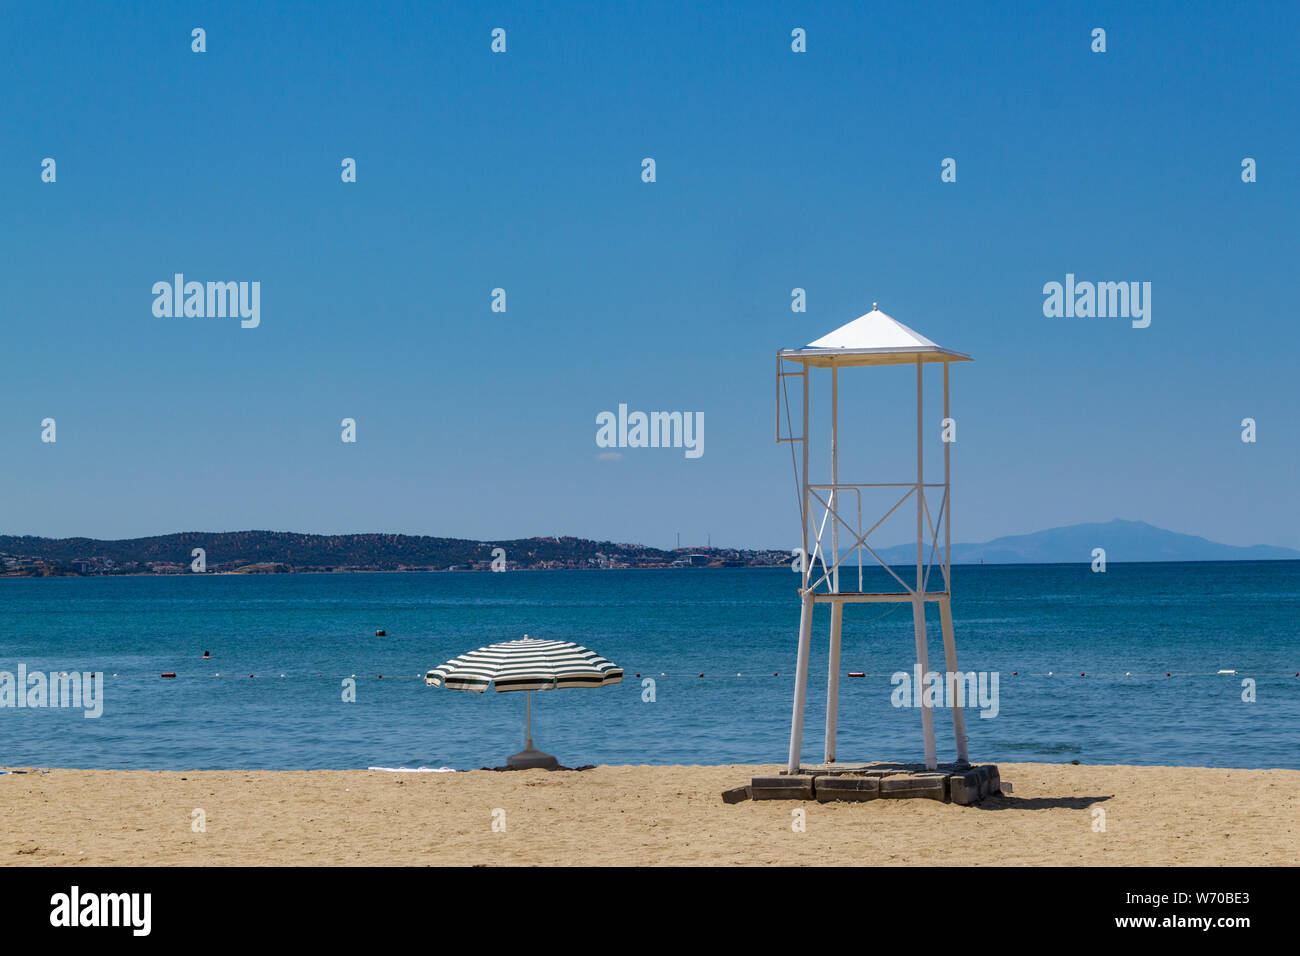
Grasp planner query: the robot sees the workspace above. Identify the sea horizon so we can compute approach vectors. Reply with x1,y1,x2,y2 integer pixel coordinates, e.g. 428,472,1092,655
3,556,1300,579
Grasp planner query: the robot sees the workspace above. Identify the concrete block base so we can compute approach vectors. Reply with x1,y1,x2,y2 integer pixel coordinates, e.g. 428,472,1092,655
729,762,1003,805
750,775,816,800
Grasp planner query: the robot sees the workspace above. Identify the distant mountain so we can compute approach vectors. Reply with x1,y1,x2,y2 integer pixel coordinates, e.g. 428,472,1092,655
872,519,1300,565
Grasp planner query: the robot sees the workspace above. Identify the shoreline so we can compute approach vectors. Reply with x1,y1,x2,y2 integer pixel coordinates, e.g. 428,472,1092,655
3,762,1296,866
5,758,1300,773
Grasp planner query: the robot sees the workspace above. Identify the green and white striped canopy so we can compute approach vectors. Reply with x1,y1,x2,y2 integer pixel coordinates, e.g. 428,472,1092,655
425,636,623,693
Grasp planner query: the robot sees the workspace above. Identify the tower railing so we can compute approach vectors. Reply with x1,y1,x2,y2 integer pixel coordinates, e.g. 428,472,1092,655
802,481,951,597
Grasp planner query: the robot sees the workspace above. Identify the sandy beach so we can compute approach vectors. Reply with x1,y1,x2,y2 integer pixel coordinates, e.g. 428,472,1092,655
2,762,1296,866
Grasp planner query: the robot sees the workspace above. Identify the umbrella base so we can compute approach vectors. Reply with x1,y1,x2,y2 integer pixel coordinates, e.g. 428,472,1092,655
507,747,559,770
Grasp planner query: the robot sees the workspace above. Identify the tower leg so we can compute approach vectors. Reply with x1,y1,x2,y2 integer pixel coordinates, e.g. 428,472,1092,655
787,592,815,774
824,602,843,763
911,596,938,770
940,596,969,764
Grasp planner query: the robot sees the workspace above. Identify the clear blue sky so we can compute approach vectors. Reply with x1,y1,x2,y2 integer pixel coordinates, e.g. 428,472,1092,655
2,0,1296,550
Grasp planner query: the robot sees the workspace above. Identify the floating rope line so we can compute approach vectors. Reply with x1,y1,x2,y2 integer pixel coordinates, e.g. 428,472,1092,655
624,671,1294,681
77,669,1300,681
101,673,431,680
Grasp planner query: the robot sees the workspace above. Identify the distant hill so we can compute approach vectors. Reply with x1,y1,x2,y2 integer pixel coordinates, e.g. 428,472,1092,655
0,531,786,575
872,519,1300,565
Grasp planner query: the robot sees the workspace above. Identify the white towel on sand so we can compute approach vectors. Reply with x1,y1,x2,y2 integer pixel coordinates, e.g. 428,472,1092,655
366,766,456,773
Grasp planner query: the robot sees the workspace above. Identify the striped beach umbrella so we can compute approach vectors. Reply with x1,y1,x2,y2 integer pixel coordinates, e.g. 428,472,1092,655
425,635,622,769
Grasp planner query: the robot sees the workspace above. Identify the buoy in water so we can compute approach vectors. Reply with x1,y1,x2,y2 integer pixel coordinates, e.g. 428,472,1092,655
202,651,211,659
161,672,176,679
847,672,865,678
376,630,386,637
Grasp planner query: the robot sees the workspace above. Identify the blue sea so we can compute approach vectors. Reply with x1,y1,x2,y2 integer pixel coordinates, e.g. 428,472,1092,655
0,563,1297,770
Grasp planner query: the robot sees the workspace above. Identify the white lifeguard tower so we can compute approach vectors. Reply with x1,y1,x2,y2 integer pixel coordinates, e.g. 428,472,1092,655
776,304,971,775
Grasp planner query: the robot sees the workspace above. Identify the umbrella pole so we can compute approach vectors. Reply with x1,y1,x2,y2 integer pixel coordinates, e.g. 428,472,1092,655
507,689,557,770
